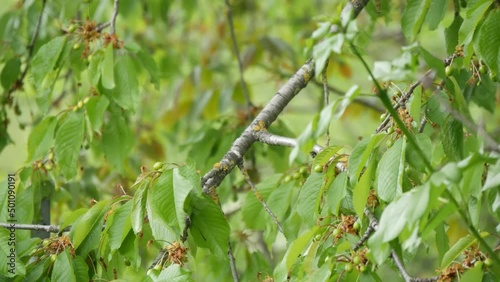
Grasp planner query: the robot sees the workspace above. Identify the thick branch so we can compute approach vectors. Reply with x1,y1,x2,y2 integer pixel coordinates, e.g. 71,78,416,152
201,60,314,193
0,223,69,233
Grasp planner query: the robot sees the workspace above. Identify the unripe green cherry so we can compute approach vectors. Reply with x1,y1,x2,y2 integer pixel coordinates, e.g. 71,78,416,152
445,65,454,77
353,221,360,230
332,228,341,236
153,162,163,170
68,24,77,33
479,65,487,74
44,163,53,171
345,263,353,273
314,164,323,173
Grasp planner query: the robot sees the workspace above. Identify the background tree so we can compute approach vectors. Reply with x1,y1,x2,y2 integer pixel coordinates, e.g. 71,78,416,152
0,0,499,281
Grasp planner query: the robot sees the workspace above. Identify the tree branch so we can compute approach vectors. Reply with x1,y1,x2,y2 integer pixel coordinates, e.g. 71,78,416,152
201,60,315,193
110,0,120,35
0,223,69,233
228,241,239,282
238,163,284,234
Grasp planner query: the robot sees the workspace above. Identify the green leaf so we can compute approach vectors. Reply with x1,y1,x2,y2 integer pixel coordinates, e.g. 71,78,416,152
326,171,348,216
332,85,360,120
471,75,496,112
1,58,21,89
424,0,446,30
72,256,89,282
376,138,406,202
102,108,133,173
70,200,109,255
101,44,115,89
137,50,160,89
445,15,463,54
353,159,376,220
15,185,34,241
420,47,445,79
0,227,26,277
368,183,431,264
147,170,178,244
476,9,500,76
461,262,484,282
119,231,141,270
190,194,230,258
266,180,294,220
483,160,500,191
54,111,85,180
51,249,76,282
156,264,193,282
297,172,323,227
312,34,344,77
31,36,67,87
88,50,104,86
440,234,476,269
85,95,110,132
422,203,456,239
60,208,88,233
273,227,318,281
435,223,449,266
26,116,57,162
348,133,385,185
131,176,151,234
107,201,132,254
401,0,432,40
105,55,139,111
174,163,202,231
458,0,492,46
441,116,464,161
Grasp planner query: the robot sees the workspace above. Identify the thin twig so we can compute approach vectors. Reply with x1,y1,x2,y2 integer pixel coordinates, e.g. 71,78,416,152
225,0,252,109
228,241,239,282
352,208,377,251
391,250,413,282
238,163,284,234
110,0,119,35
322,61,330,147
418,116,427,133
362,209,439,282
